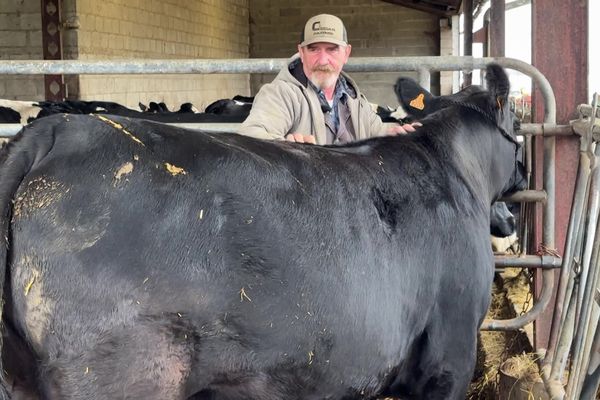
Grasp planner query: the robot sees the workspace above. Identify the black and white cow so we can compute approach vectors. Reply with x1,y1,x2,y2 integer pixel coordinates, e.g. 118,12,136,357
138,102,199,114
0,100,44,125
204,95,254,120
0,99,248,125
0,64,521,399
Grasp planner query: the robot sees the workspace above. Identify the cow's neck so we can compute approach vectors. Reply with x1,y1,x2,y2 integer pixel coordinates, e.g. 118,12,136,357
449,120,516,205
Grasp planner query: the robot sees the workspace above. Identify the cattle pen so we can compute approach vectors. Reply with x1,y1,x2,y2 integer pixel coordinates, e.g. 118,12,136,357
1,53,599,399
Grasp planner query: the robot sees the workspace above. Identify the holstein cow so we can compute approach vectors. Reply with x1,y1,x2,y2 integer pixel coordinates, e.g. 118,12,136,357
0,64,521,399
0,100,43,125
0,99,248,125
204,95,254,120
138,102,199,114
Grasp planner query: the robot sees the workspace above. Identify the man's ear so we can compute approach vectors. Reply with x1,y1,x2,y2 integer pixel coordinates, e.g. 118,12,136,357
298,45,305,62
344,44,352,62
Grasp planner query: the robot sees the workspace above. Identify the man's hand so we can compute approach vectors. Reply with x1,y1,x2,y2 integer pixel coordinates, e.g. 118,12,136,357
285,133,317,144
387,122,422,135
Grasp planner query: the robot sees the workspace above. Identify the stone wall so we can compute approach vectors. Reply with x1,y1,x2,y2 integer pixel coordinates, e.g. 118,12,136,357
249,0,441,107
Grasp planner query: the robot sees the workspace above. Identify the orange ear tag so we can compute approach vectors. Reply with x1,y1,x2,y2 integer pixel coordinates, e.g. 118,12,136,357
409,93,425,110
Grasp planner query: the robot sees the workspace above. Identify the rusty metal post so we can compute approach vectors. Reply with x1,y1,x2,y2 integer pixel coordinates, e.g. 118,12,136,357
531,0,588,356
489,0,506,57
41,0,65,101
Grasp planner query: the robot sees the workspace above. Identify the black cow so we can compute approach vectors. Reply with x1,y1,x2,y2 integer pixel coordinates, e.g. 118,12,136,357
0,64,520,399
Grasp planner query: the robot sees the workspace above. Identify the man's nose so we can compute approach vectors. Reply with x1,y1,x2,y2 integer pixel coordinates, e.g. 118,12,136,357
316,50,330,64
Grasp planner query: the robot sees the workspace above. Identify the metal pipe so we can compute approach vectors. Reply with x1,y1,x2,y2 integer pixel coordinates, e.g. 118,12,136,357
545,150,592,384
494,255,562,269
566,138,600,399
0,56,558,124
519,124,573,136
500,189,547,203
571,209,600,398
580,318,600,399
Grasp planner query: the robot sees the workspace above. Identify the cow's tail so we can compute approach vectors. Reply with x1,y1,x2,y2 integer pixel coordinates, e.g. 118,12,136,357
0,123,56,400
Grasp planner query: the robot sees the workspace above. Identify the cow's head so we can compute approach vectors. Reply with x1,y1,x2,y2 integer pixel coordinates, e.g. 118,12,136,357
395,64,523,202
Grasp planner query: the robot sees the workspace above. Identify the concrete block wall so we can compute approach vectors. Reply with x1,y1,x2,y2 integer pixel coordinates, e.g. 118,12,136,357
0,0,45,100
74,0,250,110
249,0,441,107
439,15,460,95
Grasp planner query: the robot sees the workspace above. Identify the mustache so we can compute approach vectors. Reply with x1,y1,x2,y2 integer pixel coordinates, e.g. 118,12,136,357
312,65,335,73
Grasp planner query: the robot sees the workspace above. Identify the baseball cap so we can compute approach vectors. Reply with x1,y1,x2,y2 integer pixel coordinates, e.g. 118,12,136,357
300,14,348,47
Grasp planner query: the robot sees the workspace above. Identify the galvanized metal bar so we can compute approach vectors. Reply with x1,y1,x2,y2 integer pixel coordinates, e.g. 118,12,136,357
500,189,547,203
572,210,600,398
0,56,558,124
519,124,573,136
566,140,600,399
580,317,600,399
494,255,562,269
546,149,592,384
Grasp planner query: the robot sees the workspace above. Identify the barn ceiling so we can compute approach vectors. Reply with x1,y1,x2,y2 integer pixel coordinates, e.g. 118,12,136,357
381,0,463,16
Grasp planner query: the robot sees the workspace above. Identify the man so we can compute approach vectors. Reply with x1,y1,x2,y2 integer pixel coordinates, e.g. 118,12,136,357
239,14,417,145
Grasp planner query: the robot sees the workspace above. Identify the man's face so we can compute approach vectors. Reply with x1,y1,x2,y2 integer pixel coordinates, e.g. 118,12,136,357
298,42,352,90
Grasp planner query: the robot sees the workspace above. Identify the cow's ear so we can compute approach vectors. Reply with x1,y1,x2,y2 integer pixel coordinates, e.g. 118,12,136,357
394,77,435,115
485,63,510,111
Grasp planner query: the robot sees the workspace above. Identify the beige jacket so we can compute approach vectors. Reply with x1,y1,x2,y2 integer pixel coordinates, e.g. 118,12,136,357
238,54,387,144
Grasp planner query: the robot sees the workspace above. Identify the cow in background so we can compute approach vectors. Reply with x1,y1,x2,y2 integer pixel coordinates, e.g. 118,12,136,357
0,100,43,125
0,99,248,124
204,95,254,119
138,102,199,114
0,64,520,399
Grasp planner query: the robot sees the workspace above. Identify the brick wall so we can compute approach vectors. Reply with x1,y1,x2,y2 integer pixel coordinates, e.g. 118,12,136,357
249,0,441,107
74,0,250,110
0,0,45,100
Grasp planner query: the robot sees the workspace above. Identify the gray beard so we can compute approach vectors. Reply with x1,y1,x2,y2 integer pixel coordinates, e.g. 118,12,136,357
309,72,338,91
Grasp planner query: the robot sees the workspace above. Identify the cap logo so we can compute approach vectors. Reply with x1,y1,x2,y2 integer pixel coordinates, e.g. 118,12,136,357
301,14,346,46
